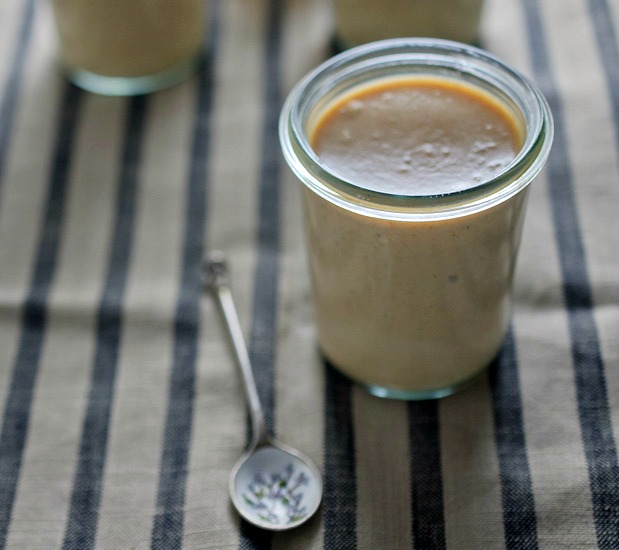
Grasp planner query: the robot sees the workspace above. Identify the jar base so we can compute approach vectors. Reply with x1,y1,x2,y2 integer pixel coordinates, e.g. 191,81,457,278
360,368,487,400
330,34,484,56
63,53,202,96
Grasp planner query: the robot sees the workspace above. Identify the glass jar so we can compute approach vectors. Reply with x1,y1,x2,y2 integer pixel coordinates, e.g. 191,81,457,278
333,0,484,49
279,39,553,400
51,0,205,95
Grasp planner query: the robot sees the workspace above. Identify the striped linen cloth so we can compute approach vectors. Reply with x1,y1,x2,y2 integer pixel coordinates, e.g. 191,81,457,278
0,0,617,548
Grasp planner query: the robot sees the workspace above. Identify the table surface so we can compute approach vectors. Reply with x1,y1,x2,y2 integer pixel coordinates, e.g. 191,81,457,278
0,0,618,548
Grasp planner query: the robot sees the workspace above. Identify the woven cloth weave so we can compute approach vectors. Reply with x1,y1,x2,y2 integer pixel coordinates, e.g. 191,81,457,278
0,0,617,548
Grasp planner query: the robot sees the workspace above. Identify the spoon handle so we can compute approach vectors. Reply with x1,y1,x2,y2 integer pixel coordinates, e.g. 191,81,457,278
203,252,269,446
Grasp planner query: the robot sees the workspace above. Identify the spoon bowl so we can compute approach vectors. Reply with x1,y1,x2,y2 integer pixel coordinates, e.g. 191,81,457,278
203,252,322,530
230,441,322,530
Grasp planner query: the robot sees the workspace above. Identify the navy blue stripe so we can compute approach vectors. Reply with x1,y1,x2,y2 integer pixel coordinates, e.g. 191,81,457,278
239,0,283,547
323,363,357,550
490,330,538,550
0,0,35,198
247,0,283,439
408,400,446,550
0,83,82,549
587,0,619,153
150,10,219,549
62,95,147,550
239,523,272,550
522,1,619,546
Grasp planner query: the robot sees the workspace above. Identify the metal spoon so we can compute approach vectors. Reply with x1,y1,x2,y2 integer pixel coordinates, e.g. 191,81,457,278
203,252,322,530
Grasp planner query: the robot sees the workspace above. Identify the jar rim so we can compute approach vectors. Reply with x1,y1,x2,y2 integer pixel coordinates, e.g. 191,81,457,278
279,38,554,221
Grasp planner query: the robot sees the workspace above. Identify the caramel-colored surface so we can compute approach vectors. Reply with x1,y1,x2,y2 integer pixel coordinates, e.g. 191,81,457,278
311,77,521,195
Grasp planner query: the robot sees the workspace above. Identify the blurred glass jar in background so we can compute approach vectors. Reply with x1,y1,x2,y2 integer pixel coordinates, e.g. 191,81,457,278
51,0,206,95
333,0,484,49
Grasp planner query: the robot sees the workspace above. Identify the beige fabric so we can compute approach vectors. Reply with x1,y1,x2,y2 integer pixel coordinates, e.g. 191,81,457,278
0,0,617,548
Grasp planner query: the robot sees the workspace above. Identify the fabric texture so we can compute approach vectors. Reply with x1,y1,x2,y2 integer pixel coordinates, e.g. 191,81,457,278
0,0,617,548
